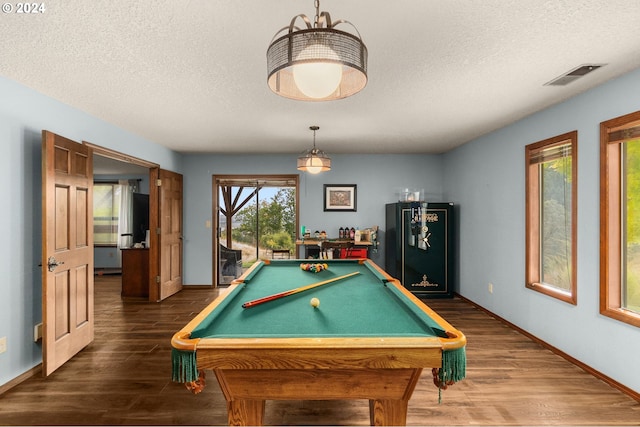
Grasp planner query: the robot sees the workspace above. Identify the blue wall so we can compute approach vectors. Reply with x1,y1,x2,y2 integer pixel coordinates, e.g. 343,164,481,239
443,67,640,393
1,66,640,395
181,153,444,284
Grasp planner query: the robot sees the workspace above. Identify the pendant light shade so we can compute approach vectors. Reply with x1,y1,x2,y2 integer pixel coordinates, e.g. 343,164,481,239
267,1,367,101
298,126,331,174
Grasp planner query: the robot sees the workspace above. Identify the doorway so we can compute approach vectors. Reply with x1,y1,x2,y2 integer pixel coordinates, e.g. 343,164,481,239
213,175,299,286
92,152,154,300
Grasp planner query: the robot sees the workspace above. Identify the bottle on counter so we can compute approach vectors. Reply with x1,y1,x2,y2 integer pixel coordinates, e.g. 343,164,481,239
349,227,355,239
344,226,350,239
339,227,344,239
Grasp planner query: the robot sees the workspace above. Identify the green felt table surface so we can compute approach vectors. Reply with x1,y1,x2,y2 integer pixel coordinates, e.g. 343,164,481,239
191,259,447,339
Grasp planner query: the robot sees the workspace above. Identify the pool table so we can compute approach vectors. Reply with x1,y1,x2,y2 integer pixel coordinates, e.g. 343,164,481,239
171,259,466,426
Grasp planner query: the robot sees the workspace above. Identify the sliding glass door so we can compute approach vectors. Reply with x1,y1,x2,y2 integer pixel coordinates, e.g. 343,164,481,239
214,175,298,286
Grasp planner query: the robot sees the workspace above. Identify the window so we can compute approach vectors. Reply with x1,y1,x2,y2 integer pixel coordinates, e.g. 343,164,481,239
600,111,640,327
525,131,577,304
93,182,121,246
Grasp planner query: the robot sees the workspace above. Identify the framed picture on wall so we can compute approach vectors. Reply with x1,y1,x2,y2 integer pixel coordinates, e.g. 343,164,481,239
324,184,357,212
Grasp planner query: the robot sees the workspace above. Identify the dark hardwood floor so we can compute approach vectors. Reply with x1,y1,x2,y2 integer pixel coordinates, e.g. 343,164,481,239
0,274,638,425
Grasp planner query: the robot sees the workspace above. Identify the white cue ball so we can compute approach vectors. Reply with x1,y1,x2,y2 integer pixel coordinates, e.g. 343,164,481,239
310,297,320,308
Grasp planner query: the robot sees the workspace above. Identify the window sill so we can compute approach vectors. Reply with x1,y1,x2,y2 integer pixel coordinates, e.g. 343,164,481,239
600,307,640,328
526,282,577,305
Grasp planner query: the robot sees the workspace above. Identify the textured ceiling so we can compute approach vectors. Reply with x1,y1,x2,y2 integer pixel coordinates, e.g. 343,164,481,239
2,1,640,155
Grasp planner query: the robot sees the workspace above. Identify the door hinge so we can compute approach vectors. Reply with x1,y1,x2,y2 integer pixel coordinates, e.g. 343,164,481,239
156,228,161,235
156,276,161,284
156,179,162,186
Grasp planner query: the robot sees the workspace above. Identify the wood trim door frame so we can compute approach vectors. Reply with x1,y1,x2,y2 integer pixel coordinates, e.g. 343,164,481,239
83,142,162,302
83,143,160,170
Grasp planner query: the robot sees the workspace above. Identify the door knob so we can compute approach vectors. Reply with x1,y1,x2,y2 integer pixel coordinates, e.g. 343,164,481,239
47,256,65,272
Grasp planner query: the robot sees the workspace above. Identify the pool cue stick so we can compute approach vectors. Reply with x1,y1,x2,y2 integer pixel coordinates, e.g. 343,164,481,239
241,271,360,309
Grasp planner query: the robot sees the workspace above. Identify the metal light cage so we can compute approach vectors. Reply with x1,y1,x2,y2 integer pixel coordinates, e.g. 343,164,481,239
297,125,331,173
297,148,332,173
267,9,367,101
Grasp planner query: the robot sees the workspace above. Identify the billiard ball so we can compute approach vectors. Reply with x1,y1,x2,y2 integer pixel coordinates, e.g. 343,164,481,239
310,297,320,308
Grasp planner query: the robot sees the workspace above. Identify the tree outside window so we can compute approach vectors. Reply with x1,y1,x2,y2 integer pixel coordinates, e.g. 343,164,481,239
601,111,640,327
525,131,577,304
233,187,297,254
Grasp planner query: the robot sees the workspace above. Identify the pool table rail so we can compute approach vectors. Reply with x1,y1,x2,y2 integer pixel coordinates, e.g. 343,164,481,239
172,321,465,366
386,278,467,351
191,339,446,370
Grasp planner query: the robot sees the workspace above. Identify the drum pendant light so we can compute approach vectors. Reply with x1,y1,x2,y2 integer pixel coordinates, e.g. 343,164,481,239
297,126,331,174
267,0,367,101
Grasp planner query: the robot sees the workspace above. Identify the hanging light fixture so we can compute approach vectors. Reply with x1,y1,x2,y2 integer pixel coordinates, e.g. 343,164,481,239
298,126,331,174
267,0,368,101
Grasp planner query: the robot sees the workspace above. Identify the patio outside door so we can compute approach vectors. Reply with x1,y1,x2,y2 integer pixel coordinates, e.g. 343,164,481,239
213,175,298,286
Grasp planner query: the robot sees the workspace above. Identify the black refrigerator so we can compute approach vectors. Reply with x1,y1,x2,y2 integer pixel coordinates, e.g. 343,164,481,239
385,202,454,298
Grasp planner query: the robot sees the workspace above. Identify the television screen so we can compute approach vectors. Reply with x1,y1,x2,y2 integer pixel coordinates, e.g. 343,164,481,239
132,193,149,244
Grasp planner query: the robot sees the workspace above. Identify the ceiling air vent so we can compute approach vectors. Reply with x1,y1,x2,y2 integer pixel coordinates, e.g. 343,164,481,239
544,64,605,86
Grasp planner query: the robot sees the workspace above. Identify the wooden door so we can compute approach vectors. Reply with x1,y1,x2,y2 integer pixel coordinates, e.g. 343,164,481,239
41,131,94,376
157,169,183,300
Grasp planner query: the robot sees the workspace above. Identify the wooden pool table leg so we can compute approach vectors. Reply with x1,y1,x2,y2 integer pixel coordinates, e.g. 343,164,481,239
369,399,408,426
227,399,265,426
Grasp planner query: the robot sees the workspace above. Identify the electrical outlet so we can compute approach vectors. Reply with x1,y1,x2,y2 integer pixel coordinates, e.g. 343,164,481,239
34,323,43,342
488,283,493,294
0,336,6,354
